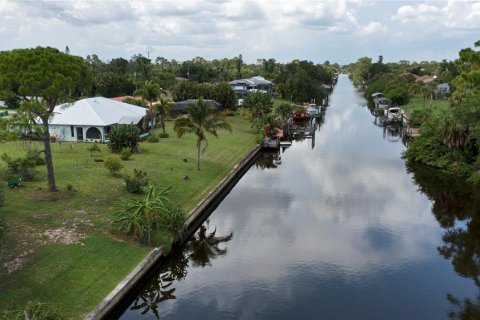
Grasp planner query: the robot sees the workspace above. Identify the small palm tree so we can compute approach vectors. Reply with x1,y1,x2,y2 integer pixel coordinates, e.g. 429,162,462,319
156,96,172,134
174,98,232,170
136,80,162,132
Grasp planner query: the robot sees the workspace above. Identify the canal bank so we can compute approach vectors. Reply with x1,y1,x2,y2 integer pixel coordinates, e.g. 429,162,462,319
119,75,478,320
85,146,261,320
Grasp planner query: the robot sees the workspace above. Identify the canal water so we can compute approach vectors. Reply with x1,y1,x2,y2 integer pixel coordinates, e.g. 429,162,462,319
119,75,479,320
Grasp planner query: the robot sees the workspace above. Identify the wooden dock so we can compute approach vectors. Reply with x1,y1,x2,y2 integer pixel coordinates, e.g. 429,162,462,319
402,113,421,138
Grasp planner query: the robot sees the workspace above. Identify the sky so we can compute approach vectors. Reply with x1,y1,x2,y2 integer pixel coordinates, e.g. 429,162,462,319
0,0,479,65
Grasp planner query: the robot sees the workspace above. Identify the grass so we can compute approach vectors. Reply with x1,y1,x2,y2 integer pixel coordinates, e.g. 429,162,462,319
0,116,257,318
402,94,450,116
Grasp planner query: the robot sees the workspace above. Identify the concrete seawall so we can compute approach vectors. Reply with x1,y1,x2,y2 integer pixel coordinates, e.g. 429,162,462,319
85,145,261,320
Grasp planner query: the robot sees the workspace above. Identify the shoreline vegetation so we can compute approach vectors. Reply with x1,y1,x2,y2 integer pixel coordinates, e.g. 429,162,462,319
346,40,480,184
0,47,338,319
0,118,257,319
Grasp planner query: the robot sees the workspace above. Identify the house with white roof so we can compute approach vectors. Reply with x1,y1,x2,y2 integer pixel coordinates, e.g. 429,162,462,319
47,97,151,142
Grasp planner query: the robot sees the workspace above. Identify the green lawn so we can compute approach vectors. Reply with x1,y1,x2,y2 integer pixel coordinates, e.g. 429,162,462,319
0,116,257,318
402,95,450,116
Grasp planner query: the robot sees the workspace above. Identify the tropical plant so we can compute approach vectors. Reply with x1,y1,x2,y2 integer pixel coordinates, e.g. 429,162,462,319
273,103,293,121
156,96,172,134
242,91,273,118
115,185,185,245
174,98,232,170
107,124,141,153
104,156,123,176
135,80,162,132
0,47,93,192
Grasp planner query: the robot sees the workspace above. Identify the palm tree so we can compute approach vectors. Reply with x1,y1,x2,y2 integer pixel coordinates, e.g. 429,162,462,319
136,80,162,132
242,91,273,118
156,96,172,134
174,98,232,170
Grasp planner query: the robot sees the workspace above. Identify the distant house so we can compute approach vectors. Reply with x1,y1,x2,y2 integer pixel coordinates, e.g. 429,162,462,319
46,97,151,142
169,99,222,117
229,76,275,95
434,83,450,99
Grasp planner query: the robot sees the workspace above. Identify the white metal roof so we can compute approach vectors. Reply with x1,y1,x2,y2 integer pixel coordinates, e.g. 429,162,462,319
48,97,147,126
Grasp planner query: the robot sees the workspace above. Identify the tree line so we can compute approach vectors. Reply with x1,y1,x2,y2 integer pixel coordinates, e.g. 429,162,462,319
347,41,480,184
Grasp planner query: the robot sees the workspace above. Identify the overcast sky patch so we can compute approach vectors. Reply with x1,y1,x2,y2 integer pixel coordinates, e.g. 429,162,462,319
0,0,479,64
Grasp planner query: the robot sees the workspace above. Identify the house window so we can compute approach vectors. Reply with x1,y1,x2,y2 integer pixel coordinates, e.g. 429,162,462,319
70,126,75,137
86,127,102,140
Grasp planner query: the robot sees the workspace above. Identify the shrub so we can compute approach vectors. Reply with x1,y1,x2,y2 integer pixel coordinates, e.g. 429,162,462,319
0,307,23,320
86,142,101,157
148,135,159,143
159,133,169,138
26,149,46,165
124,169,149,193
120,148,132,161
108,124,140,154
66,184,74,191
159,202,187,242
1,153,36,179
104,157,123,175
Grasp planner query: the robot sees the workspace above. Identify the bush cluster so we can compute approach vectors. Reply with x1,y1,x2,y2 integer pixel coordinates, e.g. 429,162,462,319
120,148,132,161
147,135,159,143
159,133,169,139
124,169,149,193
103,156,123,175
107,124,140,154
1,149,45,180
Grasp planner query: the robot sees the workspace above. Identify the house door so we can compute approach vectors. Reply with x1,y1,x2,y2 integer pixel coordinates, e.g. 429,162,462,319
76,127,84,141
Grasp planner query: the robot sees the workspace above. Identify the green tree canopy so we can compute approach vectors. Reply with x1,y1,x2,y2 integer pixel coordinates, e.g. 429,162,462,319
0,47,92,192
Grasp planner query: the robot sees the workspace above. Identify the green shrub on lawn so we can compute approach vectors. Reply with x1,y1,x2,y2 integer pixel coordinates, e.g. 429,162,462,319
124,169,149,193
120,148,132,161
104,157,123,176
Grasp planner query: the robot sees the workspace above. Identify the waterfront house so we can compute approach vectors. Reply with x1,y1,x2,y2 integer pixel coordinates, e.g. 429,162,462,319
229,76,275,95
46,97,151,142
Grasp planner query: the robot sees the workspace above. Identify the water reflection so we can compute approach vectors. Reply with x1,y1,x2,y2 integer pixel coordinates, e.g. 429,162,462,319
185,220,233,268
126,221,233,319
407,162,480,319
255,150,282,170
119,75,478,320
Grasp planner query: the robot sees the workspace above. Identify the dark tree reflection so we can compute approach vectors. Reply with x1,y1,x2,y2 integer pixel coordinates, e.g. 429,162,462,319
185,220,234,268
128,221,233,318
407,161,480,319
129,249,189,319
255,150,282,169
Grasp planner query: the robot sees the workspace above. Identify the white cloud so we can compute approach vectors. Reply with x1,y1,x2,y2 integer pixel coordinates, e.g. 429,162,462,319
392,0,480,32
358,21,388,35
0,0,478,63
